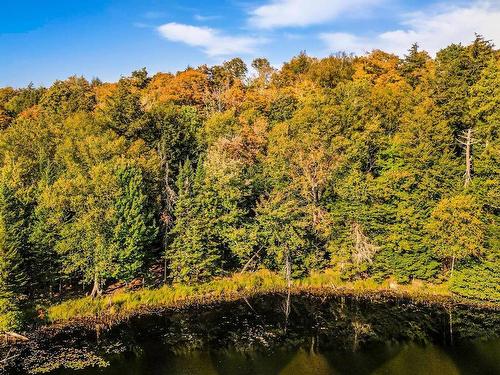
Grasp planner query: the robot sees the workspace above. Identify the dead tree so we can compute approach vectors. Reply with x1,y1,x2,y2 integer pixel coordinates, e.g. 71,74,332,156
283,247,292,328
351,222,379,265
458,128,479,187
240,247,263,273
90,272,102,298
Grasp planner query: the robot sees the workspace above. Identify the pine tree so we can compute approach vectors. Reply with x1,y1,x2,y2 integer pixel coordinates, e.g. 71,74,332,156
434,37,494,134
168,159,225,283
0,183,27,331
253,191,322,278
469,56,500,210
168,139,251,283
399,43,431,88
371,98,458,282
112,166,158,282
434,43,473,133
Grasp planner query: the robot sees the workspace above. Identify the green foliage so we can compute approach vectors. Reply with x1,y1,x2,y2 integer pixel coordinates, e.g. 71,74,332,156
427,194,487,265
434,35,495,133
168,144,251,282
307,53,355,89
0,37,499,315
0,182,27,330
153,104,200,164
112,166,158,281
252,191,313,277
198,109,238,147
3,83,45,116
468,57,500,210
130,67,150,89
39,76,96,116
268,93,298,123
450,217,500,302
34,113,159,296
100,81,148,140
451,260,500,302
399,43,431,88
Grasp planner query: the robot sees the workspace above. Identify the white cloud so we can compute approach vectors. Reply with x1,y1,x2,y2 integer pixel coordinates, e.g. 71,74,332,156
320,2,500,56
248,0,381,29
157,22,264,56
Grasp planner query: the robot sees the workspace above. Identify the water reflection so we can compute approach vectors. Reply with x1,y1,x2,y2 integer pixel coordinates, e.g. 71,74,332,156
49,341,500,375
11,294,500,374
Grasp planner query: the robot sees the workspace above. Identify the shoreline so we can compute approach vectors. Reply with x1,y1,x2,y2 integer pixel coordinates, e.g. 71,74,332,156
3,282,500,374
38,270,500,332
3,285,499,347
2,272,500,373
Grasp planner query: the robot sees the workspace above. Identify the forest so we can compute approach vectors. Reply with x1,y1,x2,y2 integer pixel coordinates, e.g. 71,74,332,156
0,35,498,331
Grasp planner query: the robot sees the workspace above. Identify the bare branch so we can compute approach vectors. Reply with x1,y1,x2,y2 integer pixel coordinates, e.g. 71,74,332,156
351,222,379,265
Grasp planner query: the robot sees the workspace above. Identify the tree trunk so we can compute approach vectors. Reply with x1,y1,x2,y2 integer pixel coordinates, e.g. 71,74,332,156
241,248,262,273
450,256,455,279
163,257,167,284
90,273,101,298
285,248,292,290
284,248,292,327
448,307,454,345
463,128,473,187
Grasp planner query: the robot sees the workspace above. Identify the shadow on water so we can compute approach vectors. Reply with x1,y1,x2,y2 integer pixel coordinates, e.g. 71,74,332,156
6,294,500,375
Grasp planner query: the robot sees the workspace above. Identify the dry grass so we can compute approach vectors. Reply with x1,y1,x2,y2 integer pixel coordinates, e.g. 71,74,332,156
47,269,286,323
46,269,462,325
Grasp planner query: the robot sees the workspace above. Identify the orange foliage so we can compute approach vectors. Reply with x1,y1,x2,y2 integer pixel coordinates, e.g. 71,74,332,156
18,105,42,120
94,83,118,109
146,69,208,107
220,80,246,111
354,50,402,85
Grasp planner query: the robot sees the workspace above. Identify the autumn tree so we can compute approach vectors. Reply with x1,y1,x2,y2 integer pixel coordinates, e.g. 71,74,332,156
39,76,96,116
427,194,486,277
0,36,499,308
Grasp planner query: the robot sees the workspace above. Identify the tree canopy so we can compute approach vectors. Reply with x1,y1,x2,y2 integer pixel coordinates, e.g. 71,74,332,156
1,36,499,329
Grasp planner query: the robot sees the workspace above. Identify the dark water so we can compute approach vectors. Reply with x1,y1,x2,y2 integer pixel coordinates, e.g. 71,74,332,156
52,340,500,375
8,294,500,374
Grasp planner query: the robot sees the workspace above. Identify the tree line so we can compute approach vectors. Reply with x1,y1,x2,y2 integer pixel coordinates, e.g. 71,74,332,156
0,36,499,330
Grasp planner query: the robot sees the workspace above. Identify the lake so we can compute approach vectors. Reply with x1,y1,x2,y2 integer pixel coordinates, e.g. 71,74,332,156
12,294,500,374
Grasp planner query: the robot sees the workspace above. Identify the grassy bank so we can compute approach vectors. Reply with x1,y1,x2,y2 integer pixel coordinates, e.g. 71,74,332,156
44,269,500,326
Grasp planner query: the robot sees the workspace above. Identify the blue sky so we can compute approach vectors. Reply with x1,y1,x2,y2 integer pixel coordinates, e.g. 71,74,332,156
1,0,500,87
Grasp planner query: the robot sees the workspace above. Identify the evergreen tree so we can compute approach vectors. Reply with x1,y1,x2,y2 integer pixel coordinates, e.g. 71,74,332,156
253,191,321,278
168,139,251,282
113,166,158,282
434,36,494,134
0,182,27,331
469,56,500,210
399,43,431,88
371,98,459,282
434,43,473,133
168,159,225,283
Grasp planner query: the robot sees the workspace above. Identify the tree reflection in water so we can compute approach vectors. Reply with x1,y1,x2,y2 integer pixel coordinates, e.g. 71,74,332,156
6,294,500,375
